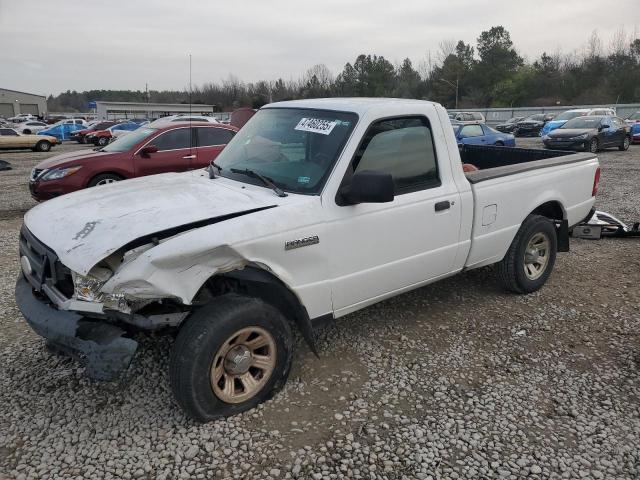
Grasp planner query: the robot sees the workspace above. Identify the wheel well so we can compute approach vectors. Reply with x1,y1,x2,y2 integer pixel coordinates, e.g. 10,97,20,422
87,171,125,186
193,267,319,355
530,201,564,221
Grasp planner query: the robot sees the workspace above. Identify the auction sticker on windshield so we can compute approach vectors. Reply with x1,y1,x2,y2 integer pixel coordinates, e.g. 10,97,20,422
295,118,337,135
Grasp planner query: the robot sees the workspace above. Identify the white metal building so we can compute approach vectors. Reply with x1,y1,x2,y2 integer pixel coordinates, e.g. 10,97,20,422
94,101,221,120
0,88,47,118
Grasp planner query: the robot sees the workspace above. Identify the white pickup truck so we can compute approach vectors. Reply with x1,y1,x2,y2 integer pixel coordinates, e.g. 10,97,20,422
16,98,600,421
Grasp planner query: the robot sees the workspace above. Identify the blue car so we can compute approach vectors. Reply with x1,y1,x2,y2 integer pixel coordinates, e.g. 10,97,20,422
37,123,85,141
453,123,516,147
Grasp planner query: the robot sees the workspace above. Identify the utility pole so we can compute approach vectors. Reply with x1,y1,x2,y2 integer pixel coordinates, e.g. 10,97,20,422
440,75,459,109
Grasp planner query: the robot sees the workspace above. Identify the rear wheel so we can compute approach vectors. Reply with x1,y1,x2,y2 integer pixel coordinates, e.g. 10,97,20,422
619,136,630,151
88,173,122,187
34,140,51,152
170,294,293,422
497,215,557,294
589,138,599,153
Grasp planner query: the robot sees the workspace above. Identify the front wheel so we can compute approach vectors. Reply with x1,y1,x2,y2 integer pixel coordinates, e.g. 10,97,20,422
88,173,121,187
170,294,293,422
497,215,557,294
97,136,109,146
619,136,630,151
589,138,599,153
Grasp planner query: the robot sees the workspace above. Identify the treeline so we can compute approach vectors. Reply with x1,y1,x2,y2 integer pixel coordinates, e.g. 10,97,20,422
48,26,640,112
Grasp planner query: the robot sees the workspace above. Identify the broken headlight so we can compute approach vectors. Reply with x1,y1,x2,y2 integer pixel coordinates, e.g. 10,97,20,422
74,273,105,302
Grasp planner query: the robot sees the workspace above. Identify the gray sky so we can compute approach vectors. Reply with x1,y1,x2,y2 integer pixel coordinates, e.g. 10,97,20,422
0,0,637,96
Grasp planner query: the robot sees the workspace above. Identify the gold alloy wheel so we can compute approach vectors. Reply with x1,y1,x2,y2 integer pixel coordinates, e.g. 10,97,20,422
523,232,550,281
210,326,277,404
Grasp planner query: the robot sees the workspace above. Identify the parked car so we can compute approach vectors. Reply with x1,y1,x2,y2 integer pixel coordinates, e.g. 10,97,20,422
86,122,142,146
15,121,49,134
69,121,117,143
449,111,486,124
630,123,640,144
453,123,516,147
542,115,631,152
111,121,150,140
625,111,640,126
16,98,600,421
514,113,555,137
37,123,86,141
540,108,616,136
0,128,58,151
7,114,36,123
28,122,237,201
495,116,525,133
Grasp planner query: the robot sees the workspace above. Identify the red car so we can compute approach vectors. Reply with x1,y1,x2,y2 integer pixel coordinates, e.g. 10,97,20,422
29,123,237,201
69,121,117,143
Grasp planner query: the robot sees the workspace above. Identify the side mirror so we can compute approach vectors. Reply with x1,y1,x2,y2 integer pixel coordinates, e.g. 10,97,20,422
140,145,159,157
338,170,394,205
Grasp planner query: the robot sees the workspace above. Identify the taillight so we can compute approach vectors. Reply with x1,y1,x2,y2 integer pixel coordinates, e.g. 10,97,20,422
592,167,601,197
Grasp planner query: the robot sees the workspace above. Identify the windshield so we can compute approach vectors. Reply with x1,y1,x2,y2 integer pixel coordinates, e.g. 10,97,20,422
101,127,156,152
554,111,586,121
213,108,358,194
561,117,603,129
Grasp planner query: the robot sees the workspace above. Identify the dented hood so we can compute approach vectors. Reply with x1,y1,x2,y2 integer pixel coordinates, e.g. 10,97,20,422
24,171,281,275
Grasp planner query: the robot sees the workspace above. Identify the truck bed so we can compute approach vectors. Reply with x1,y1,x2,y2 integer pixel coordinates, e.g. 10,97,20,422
461,145,596,183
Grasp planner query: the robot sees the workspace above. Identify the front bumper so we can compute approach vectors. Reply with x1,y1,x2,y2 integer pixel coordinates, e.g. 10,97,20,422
543,139,588,150
15,275,138,381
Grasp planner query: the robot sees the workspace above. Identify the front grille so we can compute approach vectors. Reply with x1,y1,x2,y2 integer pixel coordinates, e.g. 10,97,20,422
19,226,73,298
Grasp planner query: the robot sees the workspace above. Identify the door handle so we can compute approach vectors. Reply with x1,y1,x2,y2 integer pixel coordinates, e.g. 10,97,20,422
435,200,451,212
182,155,196,159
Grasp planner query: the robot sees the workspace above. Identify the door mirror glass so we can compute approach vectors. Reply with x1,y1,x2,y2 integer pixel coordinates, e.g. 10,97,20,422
140,145,159,157
338,171,394,205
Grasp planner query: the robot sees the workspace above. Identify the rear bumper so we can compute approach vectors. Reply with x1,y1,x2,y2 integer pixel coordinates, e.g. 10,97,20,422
15,275,138,380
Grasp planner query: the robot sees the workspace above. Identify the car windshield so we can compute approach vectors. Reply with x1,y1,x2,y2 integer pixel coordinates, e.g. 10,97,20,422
101,127,156,152
561,117,603,129
213,108,358,194
554,111,586,121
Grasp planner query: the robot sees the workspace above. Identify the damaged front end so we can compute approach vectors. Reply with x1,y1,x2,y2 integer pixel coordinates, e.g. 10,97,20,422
16,226,189,380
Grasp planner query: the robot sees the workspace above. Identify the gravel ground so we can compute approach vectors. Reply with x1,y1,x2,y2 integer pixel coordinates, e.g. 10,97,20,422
0,140,639,479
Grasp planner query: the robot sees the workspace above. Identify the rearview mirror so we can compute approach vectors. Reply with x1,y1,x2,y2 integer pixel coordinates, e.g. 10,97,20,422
338,170,394,205
140,145,159,157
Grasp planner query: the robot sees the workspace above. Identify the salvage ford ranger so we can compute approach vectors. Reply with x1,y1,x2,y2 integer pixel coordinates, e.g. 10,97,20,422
15,98,600,421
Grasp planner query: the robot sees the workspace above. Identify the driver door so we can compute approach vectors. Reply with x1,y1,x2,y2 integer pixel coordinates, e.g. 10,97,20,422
135,127,196,176
325,115,463,315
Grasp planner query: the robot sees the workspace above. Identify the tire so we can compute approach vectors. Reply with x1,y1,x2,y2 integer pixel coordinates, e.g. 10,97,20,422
97,137,109,146
88,173,122,187
619,136,630,151
497,214,557,294
170,294,293,422
34,140,51,152
589,138,599,153
22,129,31,134
494,141,504,146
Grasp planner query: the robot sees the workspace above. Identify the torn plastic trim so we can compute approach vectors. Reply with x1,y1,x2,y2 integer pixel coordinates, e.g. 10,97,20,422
117,205,277,253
